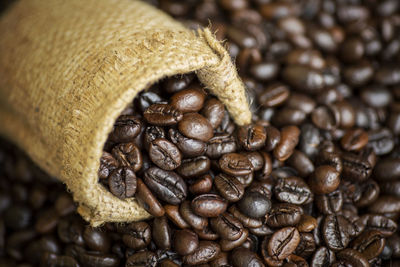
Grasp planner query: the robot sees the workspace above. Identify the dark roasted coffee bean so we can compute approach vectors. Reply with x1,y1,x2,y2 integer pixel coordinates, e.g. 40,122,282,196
273,126,300,161
183,241,221,265
191,194,227,217
170,87,206,113
83,227,111,253
237,191,271,219
149,138,181,170
210,212,243,241
173,229,199,255
308,165,340,195
286,93,316,114
109,115,142,143
180,200,208,230
286,150,314,178
259,83,290,108
268,227,300,261
368,195,400,214
210,251,229,267
344,61,374,87
315,150,342,173
374,157,400,181
122,221,151,250
340,37,364,63
374,65,400,85
265,125,281,152
163,74,194,93
311,105,340,130
219,153,252,176
250,62,279,81
335,248,369,267
220,227,249,251
367,128,394,156
214,173,243,203
206,134,237,159
169,128,206,158
41,253,80,267
297,214,318,233
152,216,171,250
201,98,225,129
177,156,210,178
189,174,213,195
159,259,180,267
137,91,163,112
195,225,219,241
274,177,313,205
243,151,264,171
272,108,306,127
236,124,266,151
178,113,213,142
351,230,385,260
144,103,183,126
299,123,320,158
144,167,187,205
341,152,372,182
164,204,190,229
267,203,303,228
341,129,369,151
111,142,142,171
322,214,352,251
353,179,380,208
144,125,166,150
310,246,335,267
315,190,343,215
231,247,265,267
283,65,324,94
294,233,316,259
229,205,262,228
108,167,137,199
126,251,157,267
98,152,119,179
35,208,59,234
135,178,165,217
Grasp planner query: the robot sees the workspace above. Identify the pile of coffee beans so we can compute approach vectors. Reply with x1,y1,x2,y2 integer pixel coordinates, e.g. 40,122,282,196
2,0,400,266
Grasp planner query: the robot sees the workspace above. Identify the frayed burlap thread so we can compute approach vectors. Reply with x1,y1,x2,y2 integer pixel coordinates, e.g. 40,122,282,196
0,0,251,226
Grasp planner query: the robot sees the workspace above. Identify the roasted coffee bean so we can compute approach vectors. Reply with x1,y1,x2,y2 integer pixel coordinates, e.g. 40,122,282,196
180,200,208,230
201,98,225,129
144,167,187,205
144,125,166,150
311,105,340,130
236,124,266,151
178,113,213,142
315,150,342,173
177,156,210,178
189,174,213,195
144,103,183,126
272,108,307,127
341,152,372,182
195,225,219,241
368,195,400,214
173,229,199,255
341,129,369,151
374,157,400,181
214,173,244,202
210,212,243,241
237,191,271,219
109,115,142,143
220,227,249,251
182,241,221,265
163,74,194,93
367,128,394,156
357,214,397,237
286,93,316,114
274,177,313,205
335,248,369,267
210,251,229,267
297,215,318,233
353,179,380,208
149,138,181,170
283,65,324,94
126,251,157,267
268,227,300,261
299,123,321,158
315,190,343,215
267,203,303,228
108,167,137,199
164,204,190,229
351,230,385,260
98,152,119,179
169,128,206,157
273,125,300,161
135,178,165,217
259,83,290,108
206,134,237,159
82,227,111,253
322,214,352,251
231,247,265,267
309,165,340,195
159,259,180,267
191,194,227,218
244,151,264,171
170,87,206,113
265,125,281,152
310,246,335,267
294,233,316,259
122,221,151,250
229,205,262,228
111,142,142,172
137,91,163,112
152,216,171,250
286,150,314,177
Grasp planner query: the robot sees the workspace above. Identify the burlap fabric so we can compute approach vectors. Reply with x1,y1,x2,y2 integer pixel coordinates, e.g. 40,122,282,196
0,0,251,226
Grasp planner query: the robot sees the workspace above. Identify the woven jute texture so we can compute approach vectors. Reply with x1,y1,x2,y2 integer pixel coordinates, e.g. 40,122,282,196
0,0,251,226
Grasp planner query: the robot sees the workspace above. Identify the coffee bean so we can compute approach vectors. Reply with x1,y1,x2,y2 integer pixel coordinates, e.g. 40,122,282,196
273,125,300,161
315,190,343,215
201,98,225,129
265,126,281,152
368,195,400,214
98,152,119,179
341,129,369,151
126,251,157,267
294,233,316,259
268,227,300,260
176,156,210,179
180,200,208,230
83,227,111,253
309,165,340,195
149,138,182,170
108,167,137,199
297,215,318,233
183,241,221,265
178,113,213,142
374,157,400,181
220,227,249,251
283,65,325,93
341,152,372,182
170,87,206,113
274,177,313,205
122,221,151,250
310,246,335,267
173,229,199,255
143,167,187,205
267,203,303,228
152,216,171,250
311,105,340,130
231,247,265,267
236,124,266,151
109,115,142,143
351,230,385,260
210,212,243,241
335,248,369,267
259,83,290,108
168,128,206,158
135,178,165,217
237,191,271,219
367,128,394,156
163,74,194,94
219,153,252,176
137,91,163,112
322,214,352,251
286,150,314,177
189,174,213,195
144,103,183,126
194,225,219,241
228,205,262,228
206,134,237,159
214,173,244,202
111,142,142,171
191,194,227,217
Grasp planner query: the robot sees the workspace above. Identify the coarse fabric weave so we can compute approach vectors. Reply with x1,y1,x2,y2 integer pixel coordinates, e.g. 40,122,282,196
0,0,251,226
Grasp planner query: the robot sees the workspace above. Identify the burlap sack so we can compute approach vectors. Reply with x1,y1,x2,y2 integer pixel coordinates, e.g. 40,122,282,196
0,0,251,226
